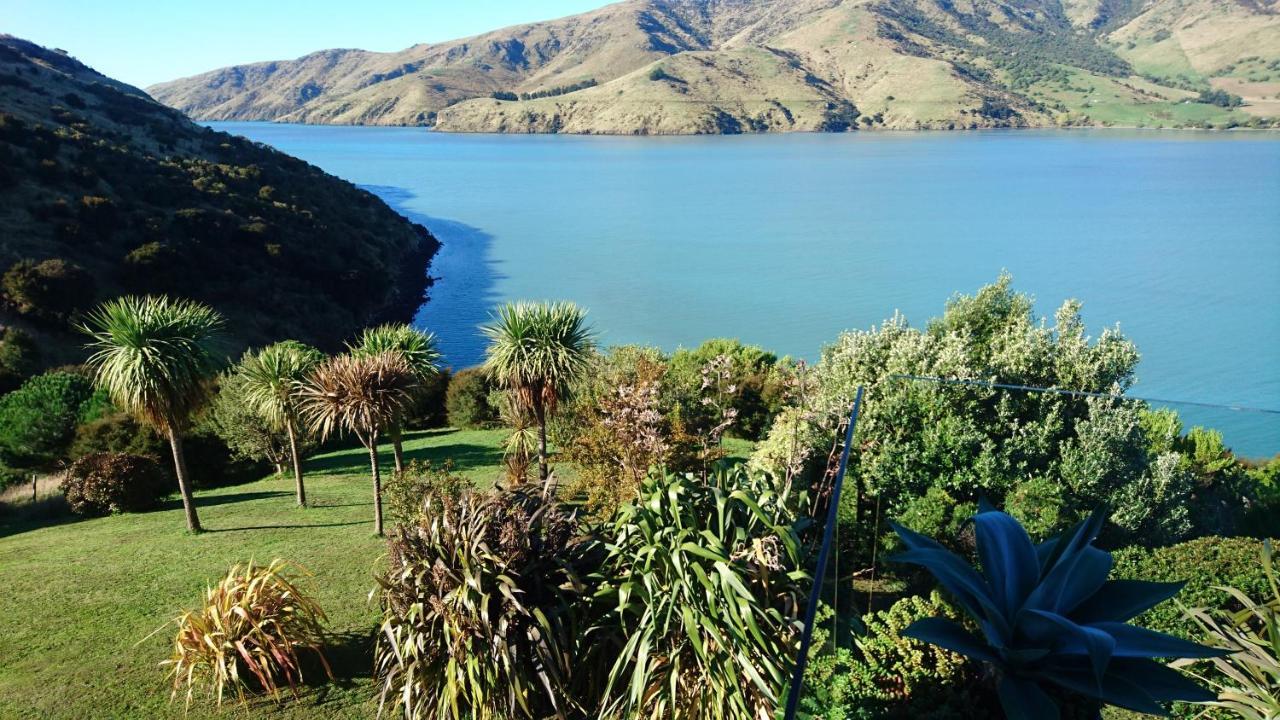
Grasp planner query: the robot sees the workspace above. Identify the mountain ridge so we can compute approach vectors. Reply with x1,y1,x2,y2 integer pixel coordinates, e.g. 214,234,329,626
148,0,1280,133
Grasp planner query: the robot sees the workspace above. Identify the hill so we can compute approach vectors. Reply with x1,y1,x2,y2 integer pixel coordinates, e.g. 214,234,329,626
0,36,439,380
147,0,1280,134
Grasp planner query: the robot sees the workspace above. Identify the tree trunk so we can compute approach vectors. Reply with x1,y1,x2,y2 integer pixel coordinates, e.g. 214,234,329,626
367,441,384,536
286,420,306,507
167,427,202,533
390,424,405,476
535,399,548,483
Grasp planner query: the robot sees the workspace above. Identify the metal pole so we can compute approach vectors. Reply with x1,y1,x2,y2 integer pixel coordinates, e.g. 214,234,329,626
782,385,864,720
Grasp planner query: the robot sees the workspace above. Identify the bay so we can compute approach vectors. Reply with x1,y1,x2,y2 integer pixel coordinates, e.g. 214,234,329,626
210,123,1280,457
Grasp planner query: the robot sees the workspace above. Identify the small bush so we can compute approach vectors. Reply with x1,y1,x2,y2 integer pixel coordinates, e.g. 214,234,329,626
1,257,95,319
381,459,472,526
802,593,992,719
61,452,170,515
0,326,39,393
374,484,593,719
1112,536,1277,639
69,412,164,459
162,560,331,709
444,366,497,428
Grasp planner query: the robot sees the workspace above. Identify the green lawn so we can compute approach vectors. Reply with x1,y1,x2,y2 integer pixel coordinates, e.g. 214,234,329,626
0,429,755,719
0,428,508,720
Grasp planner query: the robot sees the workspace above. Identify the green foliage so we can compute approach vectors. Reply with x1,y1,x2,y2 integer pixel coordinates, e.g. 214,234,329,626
893,506,1224,718
668,338,785,441
801,593,992,719
559,346,699,513
0,370,94,467
80,295,227,433
403,366,449,429
888,486,976,553
349,324,440,380
1004,476,1065,540
162,559,331,709
0,325,39,393
483,301,595,480
763,275,1247,563
1196,89,1244,107
203,371,293,470
1,257,95,320
592,467,807,720
1112,536,1278,640
381,459,473,527
1179,540,1280,719
482,301,594,407
445,366,498,429
69,411,163,459
235,340,324,433
60,451,170,515
374,484,592,719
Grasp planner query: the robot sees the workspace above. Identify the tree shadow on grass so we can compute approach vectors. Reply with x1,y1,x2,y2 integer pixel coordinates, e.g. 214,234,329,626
307,443,504,477
297,629,377,707
204,520,368,533
155,490,293,512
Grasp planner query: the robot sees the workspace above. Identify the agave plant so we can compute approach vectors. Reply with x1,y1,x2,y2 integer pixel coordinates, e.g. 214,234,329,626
373,484,592,720
1177,539,1280,719
890,503,1227,719
159,559,331,710
592,467,808,720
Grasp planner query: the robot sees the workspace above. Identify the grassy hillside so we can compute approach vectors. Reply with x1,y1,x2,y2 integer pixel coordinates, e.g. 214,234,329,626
147,0,1280,133
0,427,754,719
0,36,439,375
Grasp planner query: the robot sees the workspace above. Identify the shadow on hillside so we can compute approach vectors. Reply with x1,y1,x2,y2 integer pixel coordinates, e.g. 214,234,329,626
364,185,504,370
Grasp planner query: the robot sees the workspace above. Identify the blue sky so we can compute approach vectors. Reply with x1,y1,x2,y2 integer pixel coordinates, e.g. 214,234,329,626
3,0,608,88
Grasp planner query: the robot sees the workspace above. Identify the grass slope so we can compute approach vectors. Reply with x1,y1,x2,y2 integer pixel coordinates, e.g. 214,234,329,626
0,428,754,719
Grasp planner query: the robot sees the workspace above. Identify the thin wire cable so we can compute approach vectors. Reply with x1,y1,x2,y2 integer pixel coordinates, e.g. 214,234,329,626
890,374,1280,415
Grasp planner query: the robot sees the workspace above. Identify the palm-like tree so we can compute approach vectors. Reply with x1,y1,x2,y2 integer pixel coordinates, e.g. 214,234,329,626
482,301,594,482
237,341,324,507
349,323,441,475
296,352,415,535
81,296,226,532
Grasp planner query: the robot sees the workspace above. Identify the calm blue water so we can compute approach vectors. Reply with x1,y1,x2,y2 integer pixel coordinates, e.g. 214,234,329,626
211,123,1280,458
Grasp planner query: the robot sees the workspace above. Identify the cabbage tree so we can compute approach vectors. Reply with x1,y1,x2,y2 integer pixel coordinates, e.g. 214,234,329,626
81,296,226,532
350,324,440,475
236,341,324,506
482,302,594,482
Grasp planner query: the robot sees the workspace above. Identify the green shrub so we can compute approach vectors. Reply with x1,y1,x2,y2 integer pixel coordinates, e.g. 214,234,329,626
802,593,993,719
1180,540,1280,719
444,366,497,428
1005,476,1066,539
69,412,164,459
668,338,785,441
886,486,976,553
0,326,39,393
1112,536,1278,640
381,459,472,526
592,467,807,719
0,370,95,467
374,484,593,719
403,366,449,429
60,452,170,515
0,257,95,319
